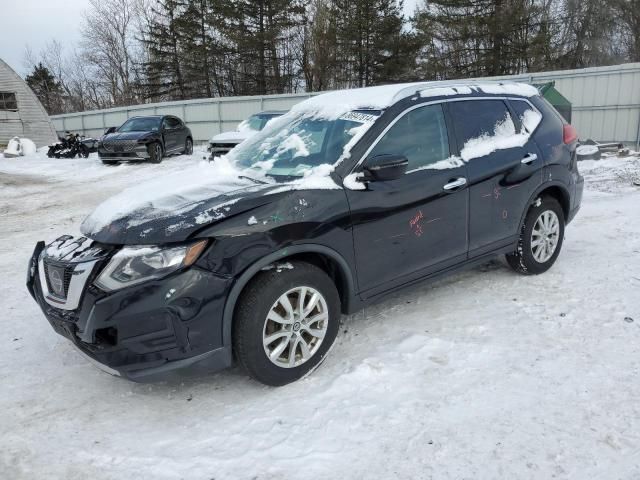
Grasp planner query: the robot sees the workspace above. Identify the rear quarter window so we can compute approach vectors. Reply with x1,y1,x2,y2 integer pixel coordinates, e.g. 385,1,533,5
527,96,565,155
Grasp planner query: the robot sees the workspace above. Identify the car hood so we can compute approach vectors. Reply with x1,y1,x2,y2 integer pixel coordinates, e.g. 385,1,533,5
81,176,286,244
209,130,255,144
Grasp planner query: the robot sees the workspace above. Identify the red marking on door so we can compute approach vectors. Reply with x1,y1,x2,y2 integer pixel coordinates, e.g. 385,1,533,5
409,210,425,237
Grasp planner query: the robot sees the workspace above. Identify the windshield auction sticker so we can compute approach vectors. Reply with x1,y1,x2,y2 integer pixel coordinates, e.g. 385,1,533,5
339,112,379,124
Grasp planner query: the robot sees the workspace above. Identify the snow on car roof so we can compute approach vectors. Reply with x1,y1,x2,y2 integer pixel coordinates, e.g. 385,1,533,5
293,81,539,119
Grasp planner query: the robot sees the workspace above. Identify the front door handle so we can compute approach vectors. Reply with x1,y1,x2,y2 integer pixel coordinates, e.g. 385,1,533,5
443,177,467,191
521,153,538,165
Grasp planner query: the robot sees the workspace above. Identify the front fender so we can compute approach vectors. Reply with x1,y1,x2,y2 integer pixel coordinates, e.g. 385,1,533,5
219,244,357,348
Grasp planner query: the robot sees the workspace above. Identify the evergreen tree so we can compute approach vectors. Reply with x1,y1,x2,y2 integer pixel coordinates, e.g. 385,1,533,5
25,63,65,114
332,0,415,87
220,0,305,95
142,0,186,100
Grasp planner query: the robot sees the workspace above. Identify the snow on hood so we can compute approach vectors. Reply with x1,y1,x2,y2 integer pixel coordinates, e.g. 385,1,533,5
209,130,253,144
82,157,253,237
81,155,342,243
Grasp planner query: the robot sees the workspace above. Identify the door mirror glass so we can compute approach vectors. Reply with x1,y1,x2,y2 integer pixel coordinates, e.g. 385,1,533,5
105,126,116,135
364,154,408,182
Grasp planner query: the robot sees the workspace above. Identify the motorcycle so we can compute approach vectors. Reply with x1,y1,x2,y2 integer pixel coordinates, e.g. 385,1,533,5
47,131,96,158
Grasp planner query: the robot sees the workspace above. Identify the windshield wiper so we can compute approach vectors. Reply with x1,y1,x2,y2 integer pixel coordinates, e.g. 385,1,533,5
238,175,267,185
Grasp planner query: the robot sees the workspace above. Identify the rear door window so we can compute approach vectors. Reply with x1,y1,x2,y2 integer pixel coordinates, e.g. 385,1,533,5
368,104,450,171
448,100,513,149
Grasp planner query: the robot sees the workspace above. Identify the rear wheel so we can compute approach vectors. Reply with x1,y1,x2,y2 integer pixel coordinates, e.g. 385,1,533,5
233,261,341,386
148,142,163,163
506,196,565,275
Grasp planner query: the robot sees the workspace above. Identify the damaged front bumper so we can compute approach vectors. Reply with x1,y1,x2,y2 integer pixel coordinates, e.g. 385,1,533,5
26,236,233,381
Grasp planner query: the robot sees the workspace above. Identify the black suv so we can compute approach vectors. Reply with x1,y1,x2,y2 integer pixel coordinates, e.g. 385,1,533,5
98,115,193,165
27,81,584,386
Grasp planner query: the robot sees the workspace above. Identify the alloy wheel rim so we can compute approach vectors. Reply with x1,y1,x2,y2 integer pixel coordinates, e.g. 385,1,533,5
531,210,560,263
262,286,329,368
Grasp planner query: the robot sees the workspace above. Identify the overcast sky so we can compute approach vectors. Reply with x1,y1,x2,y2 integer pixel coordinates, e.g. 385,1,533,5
0,0,421,78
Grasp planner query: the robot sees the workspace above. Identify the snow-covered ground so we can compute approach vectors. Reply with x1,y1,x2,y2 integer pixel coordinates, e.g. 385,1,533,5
1,149,639,479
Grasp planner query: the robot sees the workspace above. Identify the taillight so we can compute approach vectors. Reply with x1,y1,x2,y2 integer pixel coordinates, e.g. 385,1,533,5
563,124,578,144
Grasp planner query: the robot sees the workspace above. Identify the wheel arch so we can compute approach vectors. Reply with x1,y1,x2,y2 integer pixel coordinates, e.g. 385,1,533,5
518,182,571,232
221,244,357,348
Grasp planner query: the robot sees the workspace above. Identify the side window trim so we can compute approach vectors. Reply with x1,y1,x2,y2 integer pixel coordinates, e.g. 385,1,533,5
358,102,452,175
351,95,536,176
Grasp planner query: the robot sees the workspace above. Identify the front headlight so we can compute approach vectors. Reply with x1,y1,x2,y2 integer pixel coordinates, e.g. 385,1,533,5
95,240,208,292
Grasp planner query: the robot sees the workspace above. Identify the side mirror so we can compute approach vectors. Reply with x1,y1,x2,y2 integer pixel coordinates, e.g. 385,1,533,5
363,154,408,182
105,127,116,135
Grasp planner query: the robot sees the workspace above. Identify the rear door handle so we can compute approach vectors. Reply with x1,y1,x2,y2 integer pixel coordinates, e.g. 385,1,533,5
521,153,538,165
443,177,467,191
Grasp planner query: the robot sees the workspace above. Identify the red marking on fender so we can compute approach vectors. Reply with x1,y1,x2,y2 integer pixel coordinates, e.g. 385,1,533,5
493,187,502,200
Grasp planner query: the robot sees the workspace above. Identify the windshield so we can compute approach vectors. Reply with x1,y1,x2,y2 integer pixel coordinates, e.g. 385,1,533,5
118,117,161,133
237,113,282,133
229,110,381,178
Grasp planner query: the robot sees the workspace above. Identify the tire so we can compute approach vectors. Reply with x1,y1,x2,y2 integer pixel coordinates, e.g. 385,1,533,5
148,142,163,163
506,196,565,275
101,159,119,166
184,137,193,155
233,261,341,386
79,145,90,158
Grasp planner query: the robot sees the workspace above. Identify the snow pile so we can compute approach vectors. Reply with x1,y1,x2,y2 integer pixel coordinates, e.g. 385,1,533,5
343,172,366,190
2,141,640,479
276,133,310,157
419,82,538,99
1,137,37,157
520,109,543,133
407,155,465,173
577,145,599,156
461,115,529,162
419,85,473,98
292,82,431,119
474,82,539,97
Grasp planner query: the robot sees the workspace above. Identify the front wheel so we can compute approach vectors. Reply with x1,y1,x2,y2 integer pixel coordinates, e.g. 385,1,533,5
233,261,341,386
79,145,90,158
183,138,193,155
148,142,163,163
506,196,565,275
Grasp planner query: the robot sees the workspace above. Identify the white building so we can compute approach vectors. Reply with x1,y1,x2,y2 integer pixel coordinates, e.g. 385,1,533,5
0,58,58,148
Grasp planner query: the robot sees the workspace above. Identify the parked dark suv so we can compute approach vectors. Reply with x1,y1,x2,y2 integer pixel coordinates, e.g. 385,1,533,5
27,81,583,386
98,115,193,165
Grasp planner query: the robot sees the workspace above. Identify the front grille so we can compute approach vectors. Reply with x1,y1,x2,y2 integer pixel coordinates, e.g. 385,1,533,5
43,262,74,299
210,143,237,155
102,139,138,152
